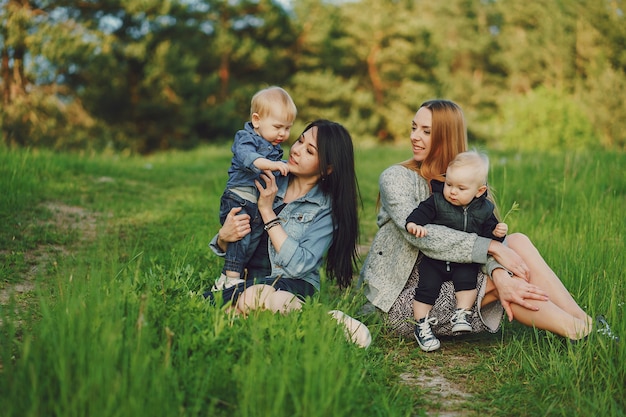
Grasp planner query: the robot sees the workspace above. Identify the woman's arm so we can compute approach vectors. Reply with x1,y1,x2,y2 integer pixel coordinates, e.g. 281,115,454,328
488,239,530,280
273,209,334,278
379,165,489,264
490,268,548,321
208,207,251,255
255,171,288,252
254,171,333,278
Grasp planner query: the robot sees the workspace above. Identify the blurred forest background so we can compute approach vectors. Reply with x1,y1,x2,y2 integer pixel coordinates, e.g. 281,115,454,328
1,0,625,154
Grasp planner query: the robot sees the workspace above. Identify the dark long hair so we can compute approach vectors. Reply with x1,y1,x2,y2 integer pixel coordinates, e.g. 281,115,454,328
306,119,361,289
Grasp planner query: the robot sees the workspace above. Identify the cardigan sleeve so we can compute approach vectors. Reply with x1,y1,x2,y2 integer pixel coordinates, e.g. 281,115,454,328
379,165,493,265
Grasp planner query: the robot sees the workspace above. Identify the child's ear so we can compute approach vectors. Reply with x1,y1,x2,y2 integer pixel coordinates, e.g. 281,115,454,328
475,185,488,198
251,113,261,128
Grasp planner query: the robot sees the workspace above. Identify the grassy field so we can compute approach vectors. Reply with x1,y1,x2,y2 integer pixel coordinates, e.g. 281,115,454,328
0,144,624,416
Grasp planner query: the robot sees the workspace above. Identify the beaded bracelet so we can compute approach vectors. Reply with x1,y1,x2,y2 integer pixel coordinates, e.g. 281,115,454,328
263,217,282,231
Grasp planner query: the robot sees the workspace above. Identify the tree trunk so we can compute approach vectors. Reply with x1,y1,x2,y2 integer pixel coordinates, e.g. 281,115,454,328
219,53,230,101
1,47,11,106
12,46,27,96
367,40,384,106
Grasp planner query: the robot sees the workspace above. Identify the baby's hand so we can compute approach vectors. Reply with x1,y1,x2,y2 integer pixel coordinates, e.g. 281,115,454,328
493,222,508,238
272,161,290,176
406,223,427,238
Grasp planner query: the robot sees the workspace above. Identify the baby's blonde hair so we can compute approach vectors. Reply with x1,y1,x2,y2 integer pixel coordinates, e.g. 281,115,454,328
250,86,297,122
449,150,502,218
447,150,490,186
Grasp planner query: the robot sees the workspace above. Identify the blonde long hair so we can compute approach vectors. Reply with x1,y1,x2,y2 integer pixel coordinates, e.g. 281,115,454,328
401,99,468,186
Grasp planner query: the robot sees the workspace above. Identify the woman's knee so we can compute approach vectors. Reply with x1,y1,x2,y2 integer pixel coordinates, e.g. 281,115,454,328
507,232,532,249
237,284,275,313
265,291,303,313
508,232,529,243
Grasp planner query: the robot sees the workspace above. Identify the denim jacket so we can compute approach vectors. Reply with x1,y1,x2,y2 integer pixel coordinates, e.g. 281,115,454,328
226,122,284,190
210,175,332,291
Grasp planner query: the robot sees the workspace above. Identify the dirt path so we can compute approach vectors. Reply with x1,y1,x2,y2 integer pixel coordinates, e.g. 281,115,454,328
0,202,99,308
400,354,476,417
357,245,479,417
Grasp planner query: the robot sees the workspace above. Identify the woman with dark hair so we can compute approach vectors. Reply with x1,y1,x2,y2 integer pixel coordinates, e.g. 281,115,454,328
208,119,371,348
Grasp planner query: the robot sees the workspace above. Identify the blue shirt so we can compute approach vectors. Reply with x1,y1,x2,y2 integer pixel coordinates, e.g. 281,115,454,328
226,122,284,190
210,175,333,291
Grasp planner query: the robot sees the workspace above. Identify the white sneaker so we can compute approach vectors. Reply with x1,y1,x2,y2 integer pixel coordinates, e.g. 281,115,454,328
329,310,372,349
211,274,245,292
450,308,472,333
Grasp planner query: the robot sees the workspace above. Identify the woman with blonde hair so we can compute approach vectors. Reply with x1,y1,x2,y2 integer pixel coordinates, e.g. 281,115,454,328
359,99,617,347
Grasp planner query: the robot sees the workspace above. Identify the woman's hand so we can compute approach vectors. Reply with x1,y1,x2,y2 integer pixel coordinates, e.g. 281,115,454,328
254,170,279,222
216,207,251,251
491,268,548,322
488,240,530,281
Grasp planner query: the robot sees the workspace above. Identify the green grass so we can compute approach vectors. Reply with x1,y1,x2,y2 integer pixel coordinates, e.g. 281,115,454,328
0,144,624,416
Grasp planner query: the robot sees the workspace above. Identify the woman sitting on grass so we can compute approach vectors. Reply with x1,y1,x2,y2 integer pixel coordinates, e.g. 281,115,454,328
207,119,371,348
359,99,618,347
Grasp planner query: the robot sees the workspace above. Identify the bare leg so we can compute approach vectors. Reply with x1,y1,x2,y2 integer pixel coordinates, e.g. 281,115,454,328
264,290,304,313
236,284,273,314
236,284,303,314
482,233,592,339
508,298,591,339
483,280,590,339
507,233,591,323
482,279,499,305
413,300,432,321
456,289,477,310
237,285,371,347
329,310,372,348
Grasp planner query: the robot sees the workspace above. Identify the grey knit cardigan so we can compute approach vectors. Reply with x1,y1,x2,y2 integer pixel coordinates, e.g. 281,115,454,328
359,164,502,313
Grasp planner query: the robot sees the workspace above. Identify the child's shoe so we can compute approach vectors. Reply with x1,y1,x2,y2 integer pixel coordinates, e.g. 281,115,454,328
211,273,244,292
450,308,472,333
414,315,440,352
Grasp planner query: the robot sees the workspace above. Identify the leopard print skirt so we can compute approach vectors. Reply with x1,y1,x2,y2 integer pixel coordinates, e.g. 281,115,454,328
386,254,504,338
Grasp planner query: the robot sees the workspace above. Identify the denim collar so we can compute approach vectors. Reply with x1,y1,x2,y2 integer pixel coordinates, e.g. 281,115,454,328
276,175,329,208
